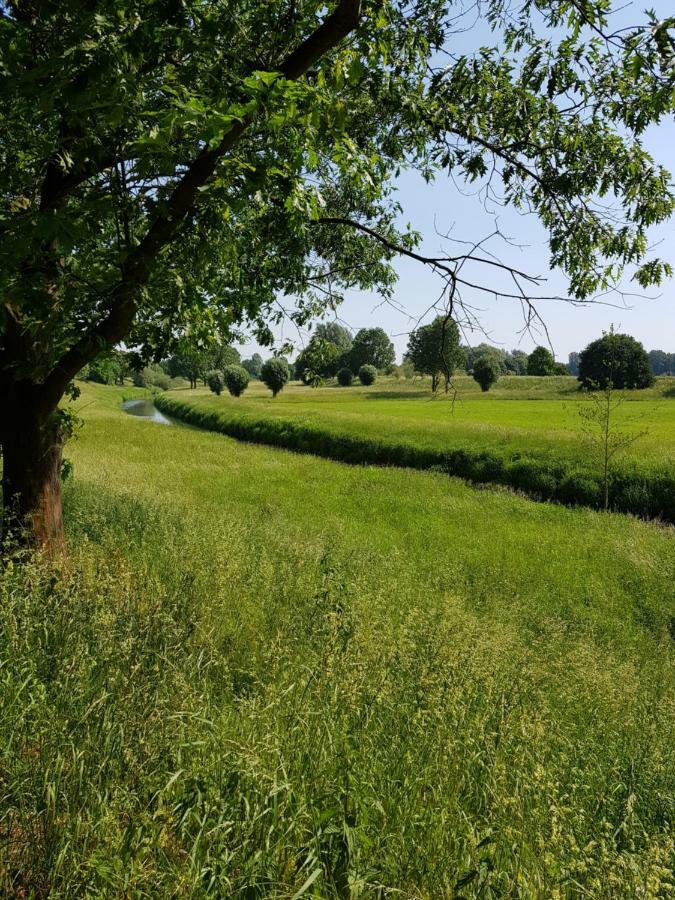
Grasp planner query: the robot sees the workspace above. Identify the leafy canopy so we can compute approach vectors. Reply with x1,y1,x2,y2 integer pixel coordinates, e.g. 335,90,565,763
578,331,654,390
527,346,557,376
405,317,462,388
347,329,395,372
0,0,673,402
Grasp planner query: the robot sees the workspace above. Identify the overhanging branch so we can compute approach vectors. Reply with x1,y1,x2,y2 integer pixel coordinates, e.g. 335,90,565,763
42,0,362,402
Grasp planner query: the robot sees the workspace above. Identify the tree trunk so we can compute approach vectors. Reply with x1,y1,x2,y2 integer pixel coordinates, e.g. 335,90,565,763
1,386,65,555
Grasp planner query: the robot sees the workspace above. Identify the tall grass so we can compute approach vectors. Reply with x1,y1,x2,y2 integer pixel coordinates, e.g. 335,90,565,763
1,384,673,896
155,390,675,522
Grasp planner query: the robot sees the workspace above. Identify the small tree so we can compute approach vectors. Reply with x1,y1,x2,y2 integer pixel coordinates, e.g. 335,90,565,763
527,346,557,376
579,379,647,511
223,365,250,397
358,364,377,386
261,358,290,397
337,367,354,386
578,331,654,390
206,370,225,396
473,355,500,392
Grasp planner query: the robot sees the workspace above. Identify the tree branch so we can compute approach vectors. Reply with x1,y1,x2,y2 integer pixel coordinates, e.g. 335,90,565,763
42,0,362,401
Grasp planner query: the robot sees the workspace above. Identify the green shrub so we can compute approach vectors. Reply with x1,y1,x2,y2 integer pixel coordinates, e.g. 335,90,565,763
337,367,354,386
206,370,225,395
261,358,290,397
133,364,170,391
358,364,377,386
472,356,500,392
223,364,250,397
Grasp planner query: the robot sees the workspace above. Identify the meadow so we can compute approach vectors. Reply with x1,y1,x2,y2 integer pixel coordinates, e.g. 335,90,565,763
156,376,675,521
1,382,673,896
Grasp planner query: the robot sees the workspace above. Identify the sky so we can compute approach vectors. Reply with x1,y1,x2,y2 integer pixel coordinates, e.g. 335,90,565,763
238,2,675,365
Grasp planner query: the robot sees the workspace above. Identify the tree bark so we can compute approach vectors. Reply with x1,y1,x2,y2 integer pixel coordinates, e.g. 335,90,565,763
1,385,65,555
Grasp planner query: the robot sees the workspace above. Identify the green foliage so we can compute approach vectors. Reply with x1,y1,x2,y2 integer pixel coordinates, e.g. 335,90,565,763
242,353,264,379
223,364,250,397
337,367,354,387
527,346,557,376
464,344,508,374
648,349,675,375
165,342,239,387
85,350,128,386
505,350,529,375
358,364,377,386
578,381,648,510
314,323,353,354
1,0,674,405
473,356,500,392
579,332,654,390
206,369,225,396
132,364,170,391
295,338,341,384
348,329,395,373
260,358,290,397
405,317,462,391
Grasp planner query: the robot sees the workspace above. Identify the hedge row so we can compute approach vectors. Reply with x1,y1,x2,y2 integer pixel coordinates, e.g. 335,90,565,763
154,394,675,523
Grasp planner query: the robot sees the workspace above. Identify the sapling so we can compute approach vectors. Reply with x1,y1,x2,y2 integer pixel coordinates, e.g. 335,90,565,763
578,379,647,511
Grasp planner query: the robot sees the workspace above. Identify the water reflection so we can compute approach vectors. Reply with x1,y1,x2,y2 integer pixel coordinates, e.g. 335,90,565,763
121,398,178,425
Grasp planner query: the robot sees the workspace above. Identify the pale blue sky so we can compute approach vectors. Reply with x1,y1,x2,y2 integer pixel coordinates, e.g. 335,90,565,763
239,3,675,364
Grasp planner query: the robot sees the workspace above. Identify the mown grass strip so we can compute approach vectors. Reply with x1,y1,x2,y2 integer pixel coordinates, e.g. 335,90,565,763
155,393,675,523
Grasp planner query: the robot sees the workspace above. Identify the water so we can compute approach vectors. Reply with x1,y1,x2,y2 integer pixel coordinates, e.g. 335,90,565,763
121,398,181,426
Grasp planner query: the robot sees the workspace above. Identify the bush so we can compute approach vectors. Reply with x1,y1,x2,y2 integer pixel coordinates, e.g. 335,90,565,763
206,370,225,395
578,331,654,390
223,364,250,397
132,364,171,391
472,356,500,392
261,358,290,397
358,364,377,386
337,367,354,386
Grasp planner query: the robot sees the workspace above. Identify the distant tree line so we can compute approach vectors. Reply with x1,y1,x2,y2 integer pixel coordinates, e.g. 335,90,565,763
77,322,670,401
294,324,395,386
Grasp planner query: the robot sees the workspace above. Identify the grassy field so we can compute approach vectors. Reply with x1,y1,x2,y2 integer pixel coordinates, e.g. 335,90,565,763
156,375,675,520
1,383,673,896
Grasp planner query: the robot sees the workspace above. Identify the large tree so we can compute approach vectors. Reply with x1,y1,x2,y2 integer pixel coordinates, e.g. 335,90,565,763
347,328,396,372
405,316,462,391
1,1,674,552
578,331,654,389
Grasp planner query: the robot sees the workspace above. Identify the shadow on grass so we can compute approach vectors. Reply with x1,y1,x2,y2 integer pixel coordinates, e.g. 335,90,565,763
362,389,440,401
